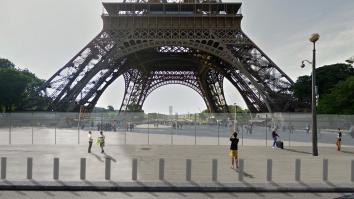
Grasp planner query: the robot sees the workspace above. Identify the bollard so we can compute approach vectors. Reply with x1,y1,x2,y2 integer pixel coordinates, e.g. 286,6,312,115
53,158,59,180
80,158,86,180
132,159,138,181
238,159,244,181
1,157,6,179
186,159,192,181
159,158,165,180
295,159,301,181
323,159,328,182
351,160,354,182
105,157,111,180
267,159,272,182
212,159,218,182
27,158,33,180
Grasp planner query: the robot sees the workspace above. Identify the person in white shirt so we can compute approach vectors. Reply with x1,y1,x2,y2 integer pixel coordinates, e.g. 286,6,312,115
88,131,93,153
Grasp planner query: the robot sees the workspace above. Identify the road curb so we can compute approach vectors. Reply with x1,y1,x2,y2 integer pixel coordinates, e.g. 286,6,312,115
0,181,353,192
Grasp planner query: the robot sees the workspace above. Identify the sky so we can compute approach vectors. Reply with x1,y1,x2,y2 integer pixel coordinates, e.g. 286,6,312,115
0,0,354,114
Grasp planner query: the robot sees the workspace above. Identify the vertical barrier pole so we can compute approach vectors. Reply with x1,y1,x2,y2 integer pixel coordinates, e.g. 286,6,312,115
105,157,111,180
217,122,220,145
53,158,59,180
132,158,138,181
267,159,272,182
295,159,301,181
212,159,218,182
80,158,86,180
27,157,33,179
159,158,165,180
323,159,328,182
186,159,192,181
1,157,7,179
238,159,244,181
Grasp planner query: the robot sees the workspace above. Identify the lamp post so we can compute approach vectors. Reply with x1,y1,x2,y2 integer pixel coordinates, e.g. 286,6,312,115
234,103,237,132
301,33,320,156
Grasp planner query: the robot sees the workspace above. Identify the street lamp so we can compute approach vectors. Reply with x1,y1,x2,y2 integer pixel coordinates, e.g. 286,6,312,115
234,103,237,132
301,33,320,156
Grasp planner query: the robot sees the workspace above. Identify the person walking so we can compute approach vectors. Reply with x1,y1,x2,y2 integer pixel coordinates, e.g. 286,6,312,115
88,131,93,153
336,128,342,151
272,130,279,148
229,132,239,169
97,131,105,153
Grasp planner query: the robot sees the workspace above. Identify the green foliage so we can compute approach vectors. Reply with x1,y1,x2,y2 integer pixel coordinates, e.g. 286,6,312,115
292,63,354,112
107,105,115,111
0,59,48,112
317,76,354,114
0,58,15,68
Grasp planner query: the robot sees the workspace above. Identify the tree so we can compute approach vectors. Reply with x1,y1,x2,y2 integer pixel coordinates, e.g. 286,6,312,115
0,58,15,68
107,105,115,111
0,59,49,112
292,63,354,111
317,76,354,114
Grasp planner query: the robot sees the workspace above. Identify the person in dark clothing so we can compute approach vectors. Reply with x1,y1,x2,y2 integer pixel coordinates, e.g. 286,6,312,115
272,130,279,148
336,128,342,151
229,132,239,169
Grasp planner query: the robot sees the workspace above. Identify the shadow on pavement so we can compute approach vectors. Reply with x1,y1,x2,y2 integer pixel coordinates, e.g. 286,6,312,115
162,181,187,197
284,148,312,155
90,153,104,162
341,150,354,155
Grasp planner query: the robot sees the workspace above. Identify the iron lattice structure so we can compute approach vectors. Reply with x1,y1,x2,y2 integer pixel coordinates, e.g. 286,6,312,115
42,1,295,113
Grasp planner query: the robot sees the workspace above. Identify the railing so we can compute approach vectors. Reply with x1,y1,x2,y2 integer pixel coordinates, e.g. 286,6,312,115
1,156,353,182
0,112,353,146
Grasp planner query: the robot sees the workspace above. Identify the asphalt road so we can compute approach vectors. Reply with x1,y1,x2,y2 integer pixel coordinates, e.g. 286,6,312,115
0,191,353,199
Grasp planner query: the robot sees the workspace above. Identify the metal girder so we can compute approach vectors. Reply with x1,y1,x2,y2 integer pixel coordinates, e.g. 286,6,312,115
41,2,295,113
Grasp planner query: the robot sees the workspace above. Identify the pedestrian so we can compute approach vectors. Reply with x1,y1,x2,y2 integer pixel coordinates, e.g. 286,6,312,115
97,131,105,153
229,132,239,169
336,128,342,151
88,131,93,153
272,130,279,148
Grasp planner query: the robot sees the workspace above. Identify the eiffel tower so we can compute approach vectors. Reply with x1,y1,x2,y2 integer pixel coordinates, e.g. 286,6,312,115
42,0,294,113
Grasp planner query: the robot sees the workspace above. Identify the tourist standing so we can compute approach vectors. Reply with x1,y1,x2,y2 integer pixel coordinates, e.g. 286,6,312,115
229,132,239,169
88,131,93,153
336,128,342,151
272,130,279,148
97,131,105,153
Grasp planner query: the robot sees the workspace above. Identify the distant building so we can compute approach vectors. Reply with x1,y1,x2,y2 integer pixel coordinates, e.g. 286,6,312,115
169,106,173,116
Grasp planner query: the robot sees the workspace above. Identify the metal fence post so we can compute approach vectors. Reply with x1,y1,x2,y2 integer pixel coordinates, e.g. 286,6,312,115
267,159,272,182
212,159,218,182
295,159,301,181
147,114,150,145
53,158,59,180
31,112,34,145
159,158,165,180
27,157,33,179
351,160,354,182
1,157,6,179
132,158,138,181
323,159,328,182
80,158,86,180
194,114,197,145
217,122,220,145
238,159,244,181
105,157,111,180
54,112,57,145
265,114,268,147
186,159,192,181
9,113,11,145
